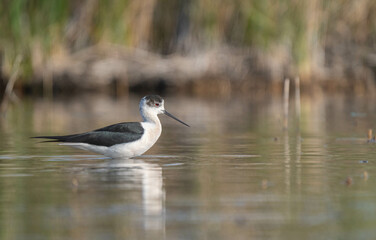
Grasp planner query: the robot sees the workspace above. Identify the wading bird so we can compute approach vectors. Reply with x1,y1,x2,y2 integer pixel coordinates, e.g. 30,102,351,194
33,95,189,158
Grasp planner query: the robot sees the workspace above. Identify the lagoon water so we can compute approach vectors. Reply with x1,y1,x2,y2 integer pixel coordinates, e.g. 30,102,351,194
0,94,376,240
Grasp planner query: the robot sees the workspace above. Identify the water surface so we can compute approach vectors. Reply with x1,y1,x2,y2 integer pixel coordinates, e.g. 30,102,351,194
0,94,375,240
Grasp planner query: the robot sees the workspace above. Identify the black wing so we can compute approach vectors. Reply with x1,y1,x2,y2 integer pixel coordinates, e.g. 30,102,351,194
33,122,144,147
94,122,144,134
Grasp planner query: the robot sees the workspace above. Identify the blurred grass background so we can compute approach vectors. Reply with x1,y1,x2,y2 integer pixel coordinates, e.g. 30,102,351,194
0,0,376,94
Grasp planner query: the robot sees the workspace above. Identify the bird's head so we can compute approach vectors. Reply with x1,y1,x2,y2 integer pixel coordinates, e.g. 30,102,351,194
140,95,189,127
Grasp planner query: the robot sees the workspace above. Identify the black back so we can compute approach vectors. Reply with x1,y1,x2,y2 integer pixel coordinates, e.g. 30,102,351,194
33,122,144,147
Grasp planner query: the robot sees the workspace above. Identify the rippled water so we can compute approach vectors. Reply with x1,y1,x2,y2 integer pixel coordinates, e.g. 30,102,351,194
0,94,376,240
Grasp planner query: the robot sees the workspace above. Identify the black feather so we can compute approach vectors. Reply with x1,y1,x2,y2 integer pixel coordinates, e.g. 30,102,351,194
32,122,144,147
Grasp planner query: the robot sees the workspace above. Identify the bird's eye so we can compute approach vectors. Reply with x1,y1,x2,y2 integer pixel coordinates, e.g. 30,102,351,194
155,103,160,107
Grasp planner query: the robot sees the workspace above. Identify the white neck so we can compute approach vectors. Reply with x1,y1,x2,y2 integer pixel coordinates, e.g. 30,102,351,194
140,109,161,125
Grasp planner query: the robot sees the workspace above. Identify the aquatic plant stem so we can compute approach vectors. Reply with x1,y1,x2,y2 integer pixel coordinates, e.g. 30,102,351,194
283,78,290,130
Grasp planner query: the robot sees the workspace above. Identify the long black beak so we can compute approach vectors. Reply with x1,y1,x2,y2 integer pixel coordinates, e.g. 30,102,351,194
163,110,190,127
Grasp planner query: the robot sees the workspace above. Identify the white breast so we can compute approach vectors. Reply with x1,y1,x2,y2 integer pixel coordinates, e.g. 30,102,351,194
106,121,162,158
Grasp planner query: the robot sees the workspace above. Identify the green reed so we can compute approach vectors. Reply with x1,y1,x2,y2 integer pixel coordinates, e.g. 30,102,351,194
0,0,375,81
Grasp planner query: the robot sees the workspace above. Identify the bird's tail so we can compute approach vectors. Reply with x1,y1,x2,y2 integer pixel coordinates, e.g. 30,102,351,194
31,135,68,143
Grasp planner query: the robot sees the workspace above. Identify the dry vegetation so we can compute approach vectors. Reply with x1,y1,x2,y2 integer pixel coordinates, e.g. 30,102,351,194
1,0,376,96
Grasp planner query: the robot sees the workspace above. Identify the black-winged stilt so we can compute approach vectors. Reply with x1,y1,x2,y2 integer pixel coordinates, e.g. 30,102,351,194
33,95,189,158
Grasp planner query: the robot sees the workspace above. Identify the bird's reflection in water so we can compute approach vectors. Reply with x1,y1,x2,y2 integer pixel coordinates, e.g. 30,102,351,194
104,157,165,235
